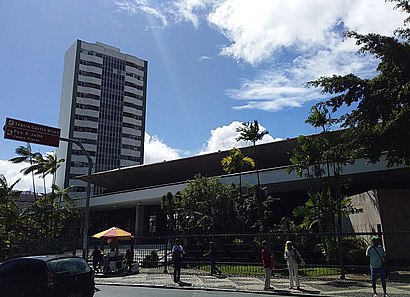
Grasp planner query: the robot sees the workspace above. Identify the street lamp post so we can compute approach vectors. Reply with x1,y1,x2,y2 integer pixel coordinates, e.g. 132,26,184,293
60,137,93,260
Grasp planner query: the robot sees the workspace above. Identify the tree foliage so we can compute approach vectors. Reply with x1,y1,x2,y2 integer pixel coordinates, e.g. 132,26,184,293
162,175,237,234
307,0,410,166
1,146,78,260
161,174,279,234
287,103,356,258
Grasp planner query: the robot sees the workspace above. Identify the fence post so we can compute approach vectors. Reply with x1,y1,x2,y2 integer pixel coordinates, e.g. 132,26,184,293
164,236,168,273
377,224,383,247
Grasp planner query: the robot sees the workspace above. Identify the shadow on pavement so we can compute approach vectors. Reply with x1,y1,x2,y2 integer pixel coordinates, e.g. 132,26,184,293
298,288,321,294
322,280,366,288
178,281,192,287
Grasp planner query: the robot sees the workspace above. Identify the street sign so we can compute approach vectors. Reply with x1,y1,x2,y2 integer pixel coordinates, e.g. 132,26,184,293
3,118,61,147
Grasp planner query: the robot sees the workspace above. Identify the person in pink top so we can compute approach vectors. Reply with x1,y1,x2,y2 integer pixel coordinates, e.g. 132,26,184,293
261,240,273,290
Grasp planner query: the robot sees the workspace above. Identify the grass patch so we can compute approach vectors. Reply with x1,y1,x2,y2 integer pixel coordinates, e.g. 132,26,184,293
195,264,340,277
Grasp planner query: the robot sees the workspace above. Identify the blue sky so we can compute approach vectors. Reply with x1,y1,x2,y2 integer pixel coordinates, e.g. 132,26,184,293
0,0,406,191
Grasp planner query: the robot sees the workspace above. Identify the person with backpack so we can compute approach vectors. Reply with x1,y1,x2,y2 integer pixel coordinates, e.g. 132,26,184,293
284,241,303,290
366,235,388,297
172,238,185,283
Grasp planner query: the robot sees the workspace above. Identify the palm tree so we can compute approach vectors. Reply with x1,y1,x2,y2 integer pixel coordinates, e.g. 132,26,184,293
9,143,39,200
42,152,65,197
236,120,269,231
221,147,255,198
20,153,47,195
20,152,64,195
221,147,255,233
236,120,269,191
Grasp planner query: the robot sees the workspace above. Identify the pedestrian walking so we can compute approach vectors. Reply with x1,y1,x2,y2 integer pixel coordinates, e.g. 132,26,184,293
203,241,222,276
284,240,303,290
261,240,273,290
366,235,388,297
89,246,103,273
172,238,185,283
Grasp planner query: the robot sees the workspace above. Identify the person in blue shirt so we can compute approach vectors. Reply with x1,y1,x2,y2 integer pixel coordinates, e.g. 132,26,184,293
366,236,387,297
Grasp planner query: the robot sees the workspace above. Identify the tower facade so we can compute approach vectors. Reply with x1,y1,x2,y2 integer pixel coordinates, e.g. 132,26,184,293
57,40,147,197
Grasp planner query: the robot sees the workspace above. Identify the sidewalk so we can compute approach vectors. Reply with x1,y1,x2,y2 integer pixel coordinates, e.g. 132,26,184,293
95,270,410,296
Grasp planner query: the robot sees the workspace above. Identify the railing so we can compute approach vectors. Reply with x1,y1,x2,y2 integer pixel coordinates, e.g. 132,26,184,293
6,231,410,279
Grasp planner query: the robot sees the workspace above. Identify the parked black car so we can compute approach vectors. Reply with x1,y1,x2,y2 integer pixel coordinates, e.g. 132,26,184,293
0,254,95,297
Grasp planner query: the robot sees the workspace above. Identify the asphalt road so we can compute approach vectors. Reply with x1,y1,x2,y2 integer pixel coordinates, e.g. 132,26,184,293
94,285,281,297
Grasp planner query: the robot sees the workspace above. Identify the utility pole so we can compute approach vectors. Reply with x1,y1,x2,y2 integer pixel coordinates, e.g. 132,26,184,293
60,137,93,260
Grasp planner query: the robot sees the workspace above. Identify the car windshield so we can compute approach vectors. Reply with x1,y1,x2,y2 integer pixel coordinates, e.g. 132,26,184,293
47,257,91,274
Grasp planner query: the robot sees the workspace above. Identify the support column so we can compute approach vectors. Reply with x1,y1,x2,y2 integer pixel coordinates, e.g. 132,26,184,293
135,203,145,237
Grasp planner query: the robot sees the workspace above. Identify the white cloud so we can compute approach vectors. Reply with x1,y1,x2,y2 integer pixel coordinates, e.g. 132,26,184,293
114,0,169,28
172,0,209,28
200,121,282,154
227,36,378,111
207,0,405,64
197,55,210,61
205,0,406,111
114,0,407,113
227,72,318,111
143,132,182,164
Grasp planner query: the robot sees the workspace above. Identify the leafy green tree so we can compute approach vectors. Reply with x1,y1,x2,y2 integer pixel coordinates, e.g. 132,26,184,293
221,147,255,182
161,192,179,235
236,120,269,231
174,174,237,234
289,98,356,276
22,185,78,239
221,147,255,226
307,0,410,166
0,175,22,258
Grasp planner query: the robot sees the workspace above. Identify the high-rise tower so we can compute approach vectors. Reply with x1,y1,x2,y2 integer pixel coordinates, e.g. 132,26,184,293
57,40,147,197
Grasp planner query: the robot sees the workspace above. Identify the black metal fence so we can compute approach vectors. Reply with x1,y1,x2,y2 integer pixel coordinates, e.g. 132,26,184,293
92,231,410,277
6,231,410,278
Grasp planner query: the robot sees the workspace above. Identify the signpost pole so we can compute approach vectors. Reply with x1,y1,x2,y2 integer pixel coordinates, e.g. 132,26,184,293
60,137,93,260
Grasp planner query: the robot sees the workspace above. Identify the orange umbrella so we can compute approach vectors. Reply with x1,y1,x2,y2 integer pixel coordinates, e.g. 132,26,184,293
91,227,133,240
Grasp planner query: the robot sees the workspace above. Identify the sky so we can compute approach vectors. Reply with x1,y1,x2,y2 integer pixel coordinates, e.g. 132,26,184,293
0,0,406,191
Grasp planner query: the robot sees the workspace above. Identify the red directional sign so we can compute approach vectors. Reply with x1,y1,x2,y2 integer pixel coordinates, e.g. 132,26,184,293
3,118,61,147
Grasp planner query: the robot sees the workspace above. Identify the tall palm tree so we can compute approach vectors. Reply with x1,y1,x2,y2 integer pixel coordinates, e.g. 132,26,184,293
20,152,64,195
9,143,39,200
24,152,65,237
42,152,65,194
236,120,269,231
20,153,47,195
236,120,269,191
